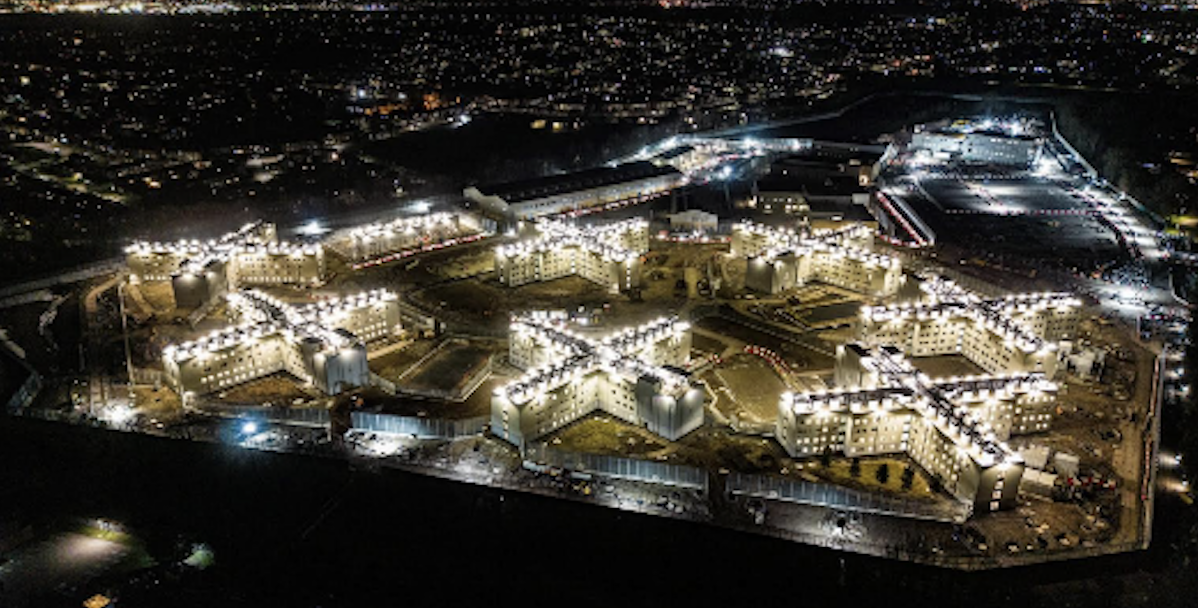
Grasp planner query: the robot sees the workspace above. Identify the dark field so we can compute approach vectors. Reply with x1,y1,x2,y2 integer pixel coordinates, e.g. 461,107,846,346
1,416,1196,608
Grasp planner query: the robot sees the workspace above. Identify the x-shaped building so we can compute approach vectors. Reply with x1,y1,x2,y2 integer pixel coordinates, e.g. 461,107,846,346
777,343,1058,511
164,288,400,397
859,275,1081,376
126,221,324,309
491,311,705,452
777,275,1079,512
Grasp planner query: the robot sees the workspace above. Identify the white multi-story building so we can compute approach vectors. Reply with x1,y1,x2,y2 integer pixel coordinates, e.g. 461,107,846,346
732,222,903,297
776,344,1058,512
494,218,649,293
858,276,1081,377
464,161,683,221
325,212,483,263
126,221,324,309
911,121,1041,166
163,289,400,397
491,312,705,452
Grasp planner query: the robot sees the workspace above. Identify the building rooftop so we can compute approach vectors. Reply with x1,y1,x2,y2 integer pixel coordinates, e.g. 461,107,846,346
757,174,866,197
474,161,681,204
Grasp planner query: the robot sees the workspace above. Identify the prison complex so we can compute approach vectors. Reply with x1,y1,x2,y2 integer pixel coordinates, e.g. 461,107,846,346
491,312,705,452
163,289,400,397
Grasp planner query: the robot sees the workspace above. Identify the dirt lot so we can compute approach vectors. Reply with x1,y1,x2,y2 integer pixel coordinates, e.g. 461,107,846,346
696,316,835,372
368,339,440,380
211,373,319,406
706,354,786,424
132,385,182,419
403,340,494,393
546,416,671,457
909,355,986,379
136,281,176,313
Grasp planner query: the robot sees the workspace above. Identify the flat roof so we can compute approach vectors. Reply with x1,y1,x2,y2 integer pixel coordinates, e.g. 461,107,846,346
757,175,865,197
775,147,884,168
656,145,695,160
474,161,681,204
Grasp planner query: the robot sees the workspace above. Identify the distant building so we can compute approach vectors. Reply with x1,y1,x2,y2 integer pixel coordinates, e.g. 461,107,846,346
464,161,683,222
771,144,888,187
494,218,649,293
324,212,483,263
911,123,1041,166
126,221,324,309
776,343,1057,512
651,145,702,173
491,312,705,452
753,175,873,223
752,144,890,226
668,209,719,233
163,289,400,397
732,222,903,296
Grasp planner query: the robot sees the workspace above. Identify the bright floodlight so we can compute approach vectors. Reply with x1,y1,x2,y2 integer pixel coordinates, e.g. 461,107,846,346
298,220,326,236
241,421,258,434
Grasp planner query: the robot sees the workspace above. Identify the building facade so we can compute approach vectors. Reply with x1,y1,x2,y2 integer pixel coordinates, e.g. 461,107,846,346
776,344,1056,512
325,212,483,263
491,312,705,452
127,221,324,309
163,289,400,397
464,161,683,221
858,277,1080,377
732,222,903,297
495,218,649,293
775,275,1077,512
911,129,1041,166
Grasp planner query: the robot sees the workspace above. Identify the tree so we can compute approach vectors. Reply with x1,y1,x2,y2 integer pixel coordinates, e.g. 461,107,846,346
849,458,861,478
901,466,916,491
875,463,890,485
819,447,832,468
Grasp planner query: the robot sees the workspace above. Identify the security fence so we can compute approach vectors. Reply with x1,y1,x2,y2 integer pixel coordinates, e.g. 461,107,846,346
728,471,971,523
202,403,331,427
351,411,488,439
130,367,165,387
526,445,708,490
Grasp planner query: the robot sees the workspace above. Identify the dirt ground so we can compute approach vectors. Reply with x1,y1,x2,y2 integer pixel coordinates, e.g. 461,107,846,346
368,339,440,380
136,281,176,313
909,355,986,379
696,316,836,371
132,385,182,419
403,341,495,393
705,354,787,424
211,373,319,406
